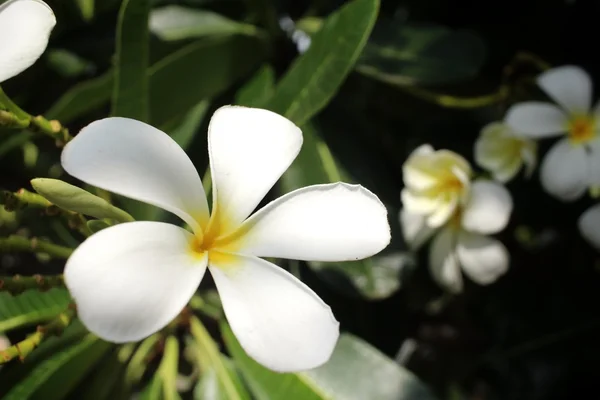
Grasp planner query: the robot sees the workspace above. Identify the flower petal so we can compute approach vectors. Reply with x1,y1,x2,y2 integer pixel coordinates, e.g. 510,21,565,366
505,102,568,138
537,65,592,114
429,228,462,293
540,138,588,201
586,138,600,188
0,0,56,83
456,232,509,285
230,183,390,261
461,180,512,234
208,106,302,234
62,118,209,232
209,253,339,372
64,221,207,343
427,194,458,229
400,188,439,214
399,209,436,251
578,204,600,250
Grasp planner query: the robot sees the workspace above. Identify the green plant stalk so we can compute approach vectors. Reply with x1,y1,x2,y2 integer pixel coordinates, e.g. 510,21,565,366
0,307,76,364
0,274,65,295
125,334,161,386
0,235,73,259
1,188,92,236
397,84,509,109
0,86,72,145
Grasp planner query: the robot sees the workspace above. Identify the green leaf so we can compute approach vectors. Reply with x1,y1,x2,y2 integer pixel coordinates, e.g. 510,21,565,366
46,49,94,78
0,289,70,333
30,178,134,223
3,334,111,400
190,317,250,400
235,64,275,107
222,323,436,400
150,6,259,41
356,22,486,86
112,0,150,121
166,100,210,150
194,358,245,400
86,219,111,233
267,0,379,126
75,0,95,22
140,336,182,400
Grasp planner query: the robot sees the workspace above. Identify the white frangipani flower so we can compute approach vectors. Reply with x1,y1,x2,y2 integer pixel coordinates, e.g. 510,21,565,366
0,0,56,83
578,204,600,250
401,145,472,230
401,180,512,293
505,65,600,201
474,122,537,183
61,106,390,372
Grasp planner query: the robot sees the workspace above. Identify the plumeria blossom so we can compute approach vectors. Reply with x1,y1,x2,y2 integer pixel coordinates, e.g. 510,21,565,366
578,204,600,250
505,66,600,201
400,145,512,293
61,106,390,372
0,0,56,83
474,122,537,183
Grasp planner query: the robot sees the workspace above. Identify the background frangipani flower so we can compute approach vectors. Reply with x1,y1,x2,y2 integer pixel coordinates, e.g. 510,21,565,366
474,122,537,183
61,106,391,373
578,204,600,251
0,0,56,83
401,144,472,229
505,66,600,201
400,145,513,293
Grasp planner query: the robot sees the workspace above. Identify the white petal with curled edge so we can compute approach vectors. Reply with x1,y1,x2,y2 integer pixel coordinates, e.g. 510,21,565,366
461,180,513,235
540,138,588,201
209,253,339,372
505,102,568,138
208,106,302,234
399,209,436,251
64,221,207,343
429,227,462,293
537,65,592,114
0,0,56,83
231,183,390,261
456,232,509,285
578,204,600,251
62,118,209,232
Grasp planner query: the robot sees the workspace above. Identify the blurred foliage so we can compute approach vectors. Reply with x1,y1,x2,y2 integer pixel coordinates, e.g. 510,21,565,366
2,0,600,399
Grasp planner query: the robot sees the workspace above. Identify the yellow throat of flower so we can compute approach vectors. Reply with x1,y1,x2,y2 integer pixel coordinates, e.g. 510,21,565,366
568,115,596,144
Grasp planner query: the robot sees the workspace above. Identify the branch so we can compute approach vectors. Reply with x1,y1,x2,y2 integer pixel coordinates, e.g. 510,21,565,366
0,307,76,364
0,235,73,259
0,274,65,295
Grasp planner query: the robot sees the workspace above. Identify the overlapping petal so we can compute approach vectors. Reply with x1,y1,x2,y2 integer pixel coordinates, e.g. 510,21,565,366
537,65,592,114
230,183,390,261
540,138,588,201
208,253,339,372
505,102,568,138
399,209,436,251
456,232,509,285
429,228,462,293
208,106,302,234
61,118,209,232
64,222,207,343
0,0,56,83
461,180,513,235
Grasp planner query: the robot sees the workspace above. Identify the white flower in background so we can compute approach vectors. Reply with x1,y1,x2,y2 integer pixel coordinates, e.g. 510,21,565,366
505,65,600,201
400,145,512,293
0,0,56,83
401,145,472,230
61,106,391,372
578,204,600,250
474,122,537,183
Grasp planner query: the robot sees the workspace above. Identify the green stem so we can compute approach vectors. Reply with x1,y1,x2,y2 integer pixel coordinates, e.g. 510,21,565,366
0,307,76,364
0,274,65,295
125,334,161,386
397,84,509,109
0,86,72,145
0,235,73,259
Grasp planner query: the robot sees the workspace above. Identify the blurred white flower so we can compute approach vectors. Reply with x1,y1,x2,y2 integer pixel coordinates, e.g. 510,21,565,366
401,145,472,229
401,180,512,293
578,204,600,250
474,122,537,183
0,0,56,83
61,106,391,372
505,65,600,201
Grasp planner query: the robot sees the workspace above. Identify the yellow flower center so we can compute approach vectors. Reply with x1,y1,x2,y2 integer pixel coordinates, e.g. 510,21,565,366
568,115,596,144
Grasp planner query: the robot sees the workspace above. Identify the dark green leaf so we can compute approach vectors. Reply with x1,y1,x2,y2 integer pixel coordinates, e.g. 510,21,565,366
235,64,275,107
112,0,151,121
267,0,379,126
0,289,70,332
